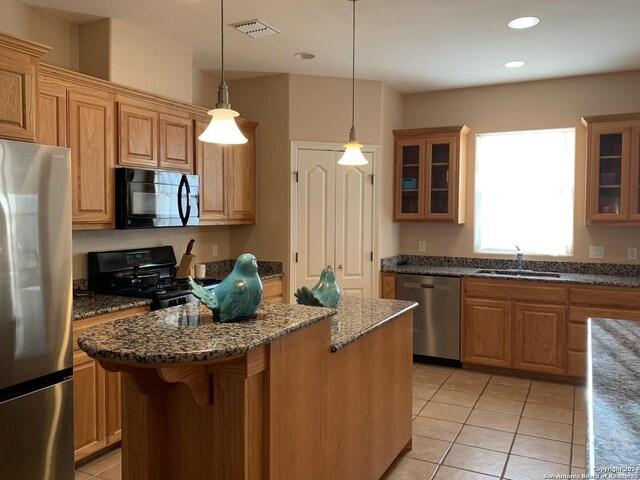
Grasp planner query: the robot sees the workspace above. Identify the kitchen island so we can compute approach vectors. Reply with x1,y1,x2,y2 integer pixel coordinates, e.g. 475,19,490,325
78,296,416,480
587,317,640,475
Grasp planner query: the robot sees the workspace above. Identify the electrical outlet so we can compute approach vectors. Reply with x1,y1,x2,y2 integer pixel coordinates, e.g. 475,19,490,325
589,246,604,259
418,241,426,252
628,247,637,260
212,244,218,258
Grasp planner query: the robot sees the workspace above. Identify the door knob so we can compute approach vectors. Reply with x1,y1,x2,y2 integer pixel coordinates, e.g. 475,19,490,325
338,264,343,269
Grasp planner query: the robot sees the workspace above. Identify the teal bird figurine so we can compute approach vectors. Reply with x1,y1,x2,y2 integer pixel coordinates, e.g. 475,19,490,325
294,265,340,308
188,253,263,322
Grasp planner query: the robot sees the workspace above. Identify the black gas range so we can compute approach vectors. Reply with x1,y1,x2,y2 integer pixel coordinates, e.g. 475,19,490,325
88,246,219,310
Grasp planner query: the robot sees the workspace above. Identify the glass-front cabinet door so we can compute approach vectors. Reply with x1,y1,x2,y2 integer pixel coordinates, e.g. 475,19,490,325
584,114,640,224
425,137,456,221
628,125,640,221
394,139,425,220
393,126,468,223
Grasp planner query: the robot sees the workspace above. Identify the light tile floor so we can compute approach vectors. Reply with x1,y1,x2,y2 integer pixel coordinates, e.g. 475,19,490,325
382,363,587,480
76,365,587,480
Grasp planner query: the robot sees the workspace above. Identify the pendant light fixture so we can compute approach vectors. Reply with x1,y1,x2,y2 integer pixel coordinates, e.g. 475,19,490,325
198,0,248,145
338,0,368,166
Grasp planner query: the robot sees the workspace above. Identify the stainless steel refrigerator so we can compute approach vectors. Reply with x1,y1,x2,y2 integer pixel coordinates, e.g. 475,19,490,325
0,139,75,479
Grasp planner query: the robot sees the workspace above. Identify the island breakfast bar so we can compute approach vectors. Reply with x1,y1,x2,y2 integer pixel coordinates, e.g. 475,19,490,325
78,296,417,480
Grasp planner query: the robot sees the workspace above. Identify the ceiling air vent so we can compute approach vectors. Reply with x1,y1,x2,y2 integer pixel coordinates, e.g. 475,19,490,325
231,19,281,39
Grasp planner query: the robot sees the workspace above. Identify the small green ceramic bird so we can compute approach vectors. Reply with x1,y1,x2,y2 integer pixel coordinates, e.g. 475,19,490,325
189,253,263,322
294,265,340,308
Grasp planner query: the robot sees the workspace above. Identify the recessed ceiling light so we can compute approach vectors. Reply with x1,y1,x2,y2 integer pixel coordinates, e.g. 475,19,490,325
293,52,315,60
508,16,540,29
504,60,525,68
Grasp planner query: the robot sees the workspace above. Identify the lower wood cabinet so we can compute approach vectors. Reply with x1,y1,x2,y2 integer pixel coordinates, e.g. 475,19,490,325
462,278,567,376
72,305,150,462
513,303,565,375
380,272,397,299
462,298,511,368
262,277,283,303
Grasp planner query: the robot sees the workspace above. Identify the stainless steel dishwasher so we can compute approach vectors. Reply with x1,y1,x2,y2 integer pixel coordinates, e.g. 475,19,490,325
396,274,461,363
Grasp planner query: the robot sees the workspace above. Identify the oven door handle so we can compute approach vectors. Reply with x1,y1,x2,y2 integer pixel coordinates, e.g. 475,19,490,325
177,175,191,226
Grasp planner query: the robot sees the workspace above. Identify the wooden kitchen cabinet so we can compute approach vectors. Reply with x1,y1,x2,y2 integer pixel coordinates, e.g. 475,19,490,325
118,99,193,172
583,113,640,224
393,125,469,223
380,272,397,299
37,81,67,147
72,305,150,462
73,349,105,461
462,278,567,376
513,303,565,375
262,277,284,303
195,116,257,224
0,32,49,142
462,298,512,368
68,88,116,229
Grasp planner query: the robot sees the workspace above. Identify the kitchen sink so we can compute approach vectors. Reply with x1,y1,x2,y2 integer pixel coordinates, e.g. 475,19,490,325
474,269,561,278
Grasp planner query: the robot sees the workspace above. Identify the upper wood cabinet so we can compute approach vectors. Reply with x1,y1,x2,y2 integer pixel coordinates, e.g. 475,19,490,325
195,116,257,225
159,111,193,172
583,113,640,224
68,88,116,229
37,81,67,147
118,99,193,173
228,119,257,221
393,125,469,223
0,32,50,142
117,102,158,168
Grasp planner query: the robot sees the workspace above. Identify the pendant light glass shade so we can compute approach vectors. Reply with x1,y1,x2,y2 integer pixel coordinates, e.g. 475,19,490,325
339,0,367,166
338,140,368,165
199,0,248,145
198,107,247,144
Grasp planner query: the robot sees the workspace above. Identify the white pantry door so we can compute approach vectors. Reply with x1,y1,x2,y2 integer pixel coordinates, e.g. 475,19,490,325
295,147,374,298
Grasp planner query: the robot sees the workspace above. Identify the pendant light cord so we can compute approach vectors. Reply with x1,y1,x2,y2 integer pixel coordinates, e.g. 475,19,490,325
351,0,356,131
220,0,225,84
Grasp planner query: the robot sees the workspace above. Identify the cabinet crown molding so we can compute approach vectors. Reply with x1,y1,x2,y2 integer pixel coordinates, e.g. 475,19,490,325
0,31,51,58
582,112,640,127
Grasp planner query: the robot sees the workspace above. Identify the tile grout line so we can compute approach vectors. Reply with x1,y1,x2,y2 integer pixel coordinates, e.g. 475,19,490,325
433,370,494,479
499,381,532,479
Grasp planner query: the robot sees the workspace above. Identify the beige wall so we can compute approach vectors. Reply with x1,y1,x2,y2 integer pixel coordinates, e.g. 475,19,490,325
289,74,383,144
0,0,78,70
78,19,110,80
228,74,291,292
378,83,403,259
72,227,231,280
109,19,193,103
192,69,218,108
401,70,640,263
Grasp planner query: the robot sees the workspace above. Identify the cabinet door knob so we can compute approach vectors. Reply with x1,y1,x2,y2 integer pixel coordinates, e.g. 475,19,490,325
338,264,343,269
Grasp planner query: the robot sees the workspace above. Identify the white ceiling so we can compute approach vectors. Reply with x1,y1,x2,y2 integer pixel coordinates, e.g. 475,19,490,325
21,0,640,93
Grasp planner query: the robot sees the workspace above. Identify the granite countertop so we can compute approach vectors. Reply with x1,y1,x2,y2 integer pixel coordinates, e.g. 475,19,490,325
73,294,152,321
587,317,640,475
78,301,336,365
331,296,417,352
77,295,417,364
385,264,640,287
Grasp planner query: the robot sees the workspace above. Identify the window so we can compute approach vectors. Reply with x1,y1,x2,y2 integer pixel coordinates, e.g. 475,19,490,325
474,128,575,256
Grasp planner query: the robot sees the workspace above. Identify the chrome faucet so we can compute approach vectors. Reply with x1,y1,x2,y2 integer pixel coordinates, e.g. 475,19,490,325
515,246,524,270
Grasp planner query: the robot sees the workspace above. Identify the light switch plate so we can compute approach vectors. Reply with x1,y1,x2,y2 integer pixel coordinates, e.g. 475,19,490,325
418,241,426,252
589,246,604,259
628,247,637,260
212,244,219,258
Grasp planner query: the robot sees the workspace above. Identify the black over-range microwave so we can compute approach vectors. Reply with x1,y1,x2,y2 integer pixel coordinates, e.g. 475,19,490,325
115,168,200,228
